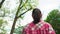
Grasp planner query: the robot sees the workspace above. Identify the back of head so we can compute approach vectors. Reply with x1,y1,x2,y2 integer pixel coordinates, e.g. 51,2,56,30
32,8,42,24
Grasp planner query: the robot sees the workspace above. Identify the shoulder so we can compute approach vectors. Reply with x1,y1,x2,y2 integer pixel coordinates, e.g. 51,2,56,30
42,21,52,27
42,21,54,31
24,22,33,29
45,22,52,26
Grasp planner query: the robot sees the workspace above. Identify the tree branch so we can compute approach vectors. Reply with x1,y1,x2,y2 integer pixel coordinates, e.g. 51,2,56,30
18,8,32,18
0,0,5,8
15,0,28,17
20,0,28,10
20,0,22,6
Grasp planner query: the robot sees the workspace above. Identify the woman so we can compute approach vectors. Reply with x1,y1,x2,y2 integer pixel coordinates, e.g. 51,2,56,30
22,8,56,34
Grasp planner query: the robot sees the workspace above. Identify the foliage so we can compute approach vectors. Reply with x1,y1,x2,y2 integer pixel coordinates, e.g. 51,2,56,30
0,19,7,34
45,9,60,34
14,26,24,34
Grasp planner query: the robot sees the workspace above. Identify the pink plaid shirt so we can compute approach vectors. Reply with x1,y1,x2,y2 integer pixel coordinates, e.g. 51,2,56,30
22,20,56,34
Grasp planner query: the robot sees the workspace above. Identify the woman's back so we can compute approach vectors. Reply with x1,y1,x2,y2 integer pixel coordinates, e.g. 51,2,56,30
22,20,55,34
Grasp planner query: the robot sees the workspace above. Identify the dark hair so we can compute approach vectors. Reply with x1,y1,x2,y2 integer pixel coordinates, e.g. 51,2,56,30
32,8,42,24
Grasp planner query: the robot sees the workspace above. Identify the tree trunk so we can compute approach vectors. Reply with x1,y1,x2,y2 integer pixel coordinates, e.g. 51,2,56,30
0,0,5,8
10,16,18,34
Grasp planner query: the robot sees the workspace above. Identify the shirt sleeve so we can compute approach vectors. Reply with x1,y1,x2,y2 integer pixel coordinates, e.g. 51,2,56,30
48,24,56,34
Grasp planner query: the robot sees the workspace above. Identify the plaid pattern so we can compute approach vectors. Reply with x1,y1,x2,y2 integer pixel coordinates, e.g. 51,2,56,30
22,20,56,34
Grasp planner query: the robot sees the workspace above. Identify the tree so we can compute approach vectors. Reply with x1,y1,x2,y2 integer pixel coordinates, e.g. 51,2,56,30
0,0,5,8
0,19,7,34
45,9,60,34
0,0,10,34
10,0,38,34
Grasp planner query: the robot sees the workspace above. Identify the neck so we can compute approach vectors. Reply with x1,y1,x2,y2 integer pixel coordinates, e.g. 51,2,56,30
33,20,41,24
